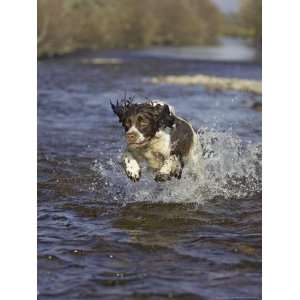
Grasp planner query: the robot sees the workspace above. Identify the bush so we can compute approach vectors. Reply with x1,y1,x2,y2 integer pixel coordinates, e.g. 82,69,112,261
37,0,222,58
239,0,262,48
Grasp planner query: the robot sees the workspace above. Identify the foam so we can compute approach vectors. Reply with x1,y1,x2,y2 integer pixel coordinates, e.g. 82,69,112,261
92,128,261,204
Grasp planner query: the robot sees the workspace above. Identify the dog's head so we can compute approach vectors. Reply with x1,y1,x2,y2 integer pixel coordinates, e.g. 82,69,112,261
111,99,175,148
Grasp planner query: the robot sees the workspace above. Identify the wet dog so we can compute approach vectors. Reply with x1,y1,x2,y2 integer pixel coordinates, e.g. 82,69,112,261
111,98,202,182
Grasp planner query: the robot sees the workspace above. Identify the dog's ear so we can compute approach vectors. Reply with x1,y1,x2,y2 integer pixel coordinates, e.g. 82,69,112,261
110,97,134,122
110,100,126,122
158,104,175,128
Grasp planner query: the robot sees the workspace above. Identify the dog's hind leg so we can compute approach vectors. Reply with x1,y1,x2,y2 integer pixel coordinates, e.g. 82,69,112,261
122,151,141,182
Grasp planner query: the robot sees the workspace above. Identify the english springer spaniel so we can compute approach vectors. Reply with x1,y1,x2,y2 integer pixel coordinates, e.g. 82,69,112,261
111,98,202,182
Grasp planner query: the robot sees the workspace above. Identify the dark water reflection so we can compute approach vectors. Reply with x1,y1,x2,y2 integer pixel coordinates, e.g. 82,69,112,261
135,37,260,62
38,41,261,299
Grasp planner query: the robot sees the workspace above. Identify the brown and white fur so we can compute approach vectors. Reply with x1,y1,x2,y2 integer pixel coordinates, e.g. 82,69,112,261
111,99,203,182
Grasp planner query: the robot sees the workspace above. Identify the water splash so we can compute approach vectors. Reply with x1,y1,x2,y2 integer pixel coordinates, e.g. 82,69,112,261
92,128,261,204
198,128,261,200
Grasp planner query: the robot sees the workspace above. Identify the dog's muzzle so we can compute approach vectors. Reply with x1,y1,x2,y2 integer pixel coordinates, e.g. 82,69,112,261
126,131,149,147
126,132,139,144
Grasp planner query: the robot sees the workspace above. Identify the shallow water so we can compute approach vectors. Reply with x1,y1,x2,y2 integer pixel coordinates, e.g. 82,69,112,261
38,43,261,299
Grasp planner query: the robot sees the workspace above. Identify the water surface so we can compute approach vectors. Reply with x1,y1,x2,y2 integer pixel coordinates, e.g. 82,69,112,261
38,41,261,299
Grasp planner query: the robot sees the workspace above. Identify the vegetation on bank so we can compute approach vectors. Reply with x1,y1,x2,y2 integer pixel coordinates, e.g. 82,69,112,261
240,0,262,48
38,0,221,58
221,0,262,48
38,0,262,58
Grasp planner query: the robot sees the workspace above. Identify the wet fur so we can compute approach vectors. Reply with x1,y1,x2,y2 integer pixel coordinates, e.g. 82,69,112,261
111,98,201,182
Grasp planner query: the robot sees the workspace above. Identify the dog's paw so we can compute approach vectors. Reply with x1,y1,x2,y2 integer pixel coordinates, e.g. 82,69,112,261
124,158,141,182
157,155,183,181
154,172,171,182
126,170,141,182
170,161,183,179
171,167,182,179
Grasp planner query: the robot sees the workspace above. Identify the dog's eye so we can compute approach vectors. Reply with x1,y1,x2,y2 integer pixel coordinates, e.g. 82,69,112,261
137,116,148,126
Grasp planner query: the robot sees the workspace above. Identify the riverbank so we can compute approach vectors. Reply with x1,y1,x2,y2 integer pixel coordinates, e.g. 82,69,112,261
148,74,261,94
38,0,221,59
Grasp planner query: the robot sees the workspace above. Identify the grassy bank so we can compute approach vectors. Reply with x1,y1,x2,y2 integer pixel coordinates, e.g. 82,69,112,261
37,0,222,58
148,74,262,94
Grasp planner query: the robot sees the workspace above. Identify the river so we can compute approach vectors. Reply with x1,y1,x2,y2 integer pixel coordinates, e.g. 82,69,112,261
38,38,261,299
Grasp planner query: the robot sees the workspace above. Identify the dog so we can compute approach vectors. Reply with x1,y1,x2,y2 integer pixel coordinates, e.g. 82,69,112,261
111,98,203,182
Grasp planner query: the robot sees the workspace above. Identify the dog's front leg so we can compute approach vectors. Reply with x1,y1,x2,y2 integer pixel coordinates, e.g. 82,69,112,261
122,151,141,182
155,155,183,182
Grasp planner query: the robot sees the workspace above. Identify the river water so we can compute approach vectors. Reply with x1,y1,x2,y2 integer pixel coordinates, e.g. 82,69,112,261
38,40,261,299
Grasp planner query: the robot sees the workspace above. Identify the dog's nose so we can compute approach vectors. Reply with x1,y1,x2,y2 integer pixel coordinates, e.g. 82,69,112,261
126,133,137,143
126,132,138,143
